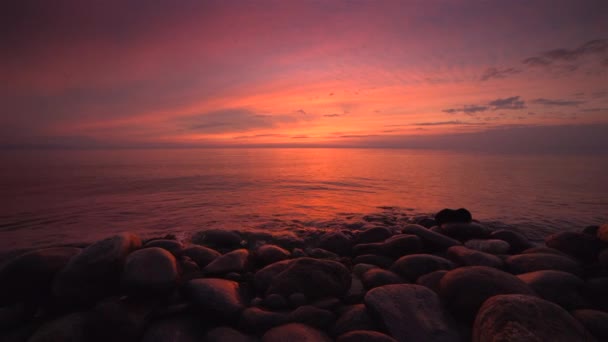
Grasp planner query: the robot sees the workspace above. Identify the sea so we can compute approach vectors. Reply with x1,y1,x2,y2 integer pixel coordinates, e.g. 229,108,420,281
1,148,607,252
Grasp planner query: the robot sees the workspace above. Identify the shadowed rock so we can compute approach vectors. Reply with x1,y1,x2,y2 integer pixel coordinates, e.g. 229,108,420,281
239,307,287,332
254,259,294,294
416,270,448,294
144,239,183,257
353,235,422,258
390,254,454,281
447,246,503,268
473,295,595,342
0,247,81,305
331,304,377,336
266,258,351,299
439,223,491,241
182,278,245,319
319,232,353,256
435,208,472,226
361,269,403,289
521,246,567,255
571,309,608,341
121,247,178,296
205,326,257,342
337,330,398,342
402,224,460,251
287,305,336,329
262,323,332,342
517,270,588,310
583,277,608,312
181,245,220,268
203,249,249,275
356,227,392,244
597,224,608,242
464,239,510,255
489,230,533,253
365,284,460,342
439,266,535,322
505,253,583,275
53,233,141,304
255,244,290,266
141,316,205,342
27,312,92,342
192,229,242,249
546,231,605,262
352,254,394,268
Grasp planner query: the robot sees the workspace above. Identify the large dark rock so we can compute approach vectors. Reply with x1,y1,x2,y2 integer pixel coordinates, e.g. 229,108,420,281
473,294,594,342
192,229,242,249
255,245,290,266
88,297,150,342
599,249,608,269
52,233,141,303
439,266,535,322
352,254,394,268
144,240,183,257
141,316,205,342
364,284,460,342
446,246,503,268
331,304,377,336
356,227,392,244
121,247,178,296
181,245,220,268
182,278,245,319
416,270,447,294
571,309,608,341
546,231,605,262
254,259,294,294
402,224,460,251
262,323,332,342
318,232,353,256
27,312,92,342
390,254,454,281
439,223,491,241
239,307,287,332
489,229,533,253
203,249,249,275
464,239,510,255
435,208,472,226
505,253,583,275
306,248,338,259
337,330,398,342
517,270,588,310
266,258,351,299
360,269,403,289
353,235,422,258
583,277,608,312
597,224,608,242
0,247,81,305
287,305,335,329
205,326,256,342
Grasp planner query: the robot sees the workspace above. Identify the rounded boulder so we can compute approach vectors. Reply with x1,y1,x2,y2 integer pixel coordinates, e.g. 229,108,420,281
121,247,178,296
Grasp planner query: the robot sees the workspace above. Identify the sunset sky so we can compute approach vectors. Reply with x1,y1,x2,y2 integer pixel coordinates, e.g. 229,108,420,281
2,0,608,150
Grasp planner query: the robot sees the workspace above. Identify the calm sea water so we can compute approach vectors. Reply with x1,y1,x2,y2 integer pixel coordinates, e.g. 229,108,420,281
1,148,607,252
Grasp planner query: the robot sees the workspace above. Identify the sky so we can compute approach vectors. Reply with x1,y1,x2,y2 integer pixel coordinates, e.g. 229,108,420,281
2,0,608,151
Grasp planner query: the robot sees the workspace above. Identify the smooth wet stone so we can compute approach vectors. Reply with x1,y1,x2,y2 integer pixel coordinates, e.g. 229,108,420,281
288,293,307,308
141,316,204,342
489,229,533,253
390,254,454,281
88,297,150,342
182,278,244,319
306,248,338,259
583,225,600,235
337,330,398,342
262,323,332,342
287,305,336,329
571,309,608,341
0,247,81,304
361,269,403,289
144,239,183,256
439,223,491,241
598,224,608,242
205,326,257,342
52,233,141,303
546,231,605,262
254,259,294,294
365,284,460,342
121,247,178,296
192,229,242,249
447,246,503,268
382,234,423,257
435,208,472,226
28,312,92,342
203,249,249,275
583,277,608,311
599,249,608,268
179,256,201,281
517,270,587,309
401,224,460,251
240,307,287,332
473,295,594,342
415,216,437,228
521,246,566,255
331,304,377,336
352,263,378,277
266,258,351,299
292,248,307,258
416,269,448,294
256,245,290,266
318,232,353,256
439,266,535,322
464,239,510,255
352,254,394,268
181,245,220,268
310,297,341,310
505,253,583,275
263,294,288,310
0,305,28,331
356,227,392,244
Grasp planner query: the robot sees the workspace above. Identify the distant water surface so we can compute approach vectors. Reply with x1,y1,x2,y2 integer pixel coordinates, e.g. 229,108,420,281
1,148,607,251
